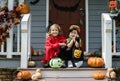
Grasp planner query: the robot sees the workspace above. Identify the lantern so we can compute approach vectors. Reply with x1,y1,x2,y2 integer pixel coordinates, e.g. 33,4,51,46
109,1,117,9
109,0,118,14
49,58,63,68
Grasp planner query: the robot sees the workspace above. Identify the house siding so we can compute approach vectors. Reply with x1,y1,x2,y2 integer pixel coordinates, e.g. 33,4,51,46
88,0,108,52
25,0,109,52
25,0,47,51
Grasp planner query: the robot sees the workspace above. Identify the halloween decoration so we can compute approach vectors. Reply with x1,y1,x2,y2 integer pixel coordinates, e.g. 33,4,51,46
73,49,82,59
93,72,105,80
17,70,32,80
52,0,81,12
0,4,21,45
106,68,115,78
87,57,104,68
109,0,118,14
37,49,43,55
28,60,36,67
28,46,36,67
113,67,120,78
31,74,38,81
31,69,42,81
49,58,63,68
16,3,30,14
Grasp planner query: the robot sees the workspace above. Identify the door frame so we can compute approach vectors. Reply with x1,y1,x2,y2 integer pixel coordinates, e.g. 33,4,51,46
46,0,89,52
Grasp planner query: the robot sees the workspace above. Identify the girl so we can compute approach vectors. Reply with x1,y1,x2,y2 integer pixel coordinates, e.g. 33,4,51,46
41,24,66,66
66,25,84,68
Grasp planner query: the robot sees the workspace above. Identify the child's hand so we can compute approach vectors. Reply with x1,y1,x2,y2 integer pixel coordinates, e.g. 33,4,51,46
59,43,66,46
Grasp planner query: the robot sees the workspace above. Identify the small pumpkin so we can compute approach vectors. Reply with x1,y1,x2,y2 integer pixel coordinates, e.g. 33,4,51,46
17,70,31,80
93,72,105,80
35,72,42,79
31,74,38,81
16,3,30,14
28,61,36,67
107,68,113,72
87,57,104,68
36,68,41,73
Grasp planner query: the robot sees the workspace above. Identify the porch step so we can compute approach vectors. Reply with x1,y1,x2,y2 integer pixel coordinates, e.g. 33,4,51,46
22,68,107,78
14,78,108,81
39,77,108,81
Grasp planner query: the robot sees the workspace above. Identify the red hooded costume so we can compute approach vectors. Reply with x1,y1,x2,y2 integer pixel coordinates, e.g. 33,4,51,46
41,35,66,63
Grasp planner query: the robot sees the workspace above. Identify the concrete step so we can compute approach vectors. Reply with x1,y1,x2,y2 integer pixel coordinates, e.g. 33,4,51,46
14,77,108,81
38,77,108,81
22,68,107,78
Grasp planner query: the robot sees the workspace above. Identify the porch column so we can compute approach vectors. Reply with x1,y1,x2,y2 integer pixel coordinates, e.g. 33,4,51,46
102,13,112,68
21,14,31,68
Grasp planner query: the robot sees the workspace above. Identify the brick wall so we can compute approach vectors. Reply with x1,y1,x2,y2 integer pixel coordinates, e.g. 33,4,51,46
0,68,16,81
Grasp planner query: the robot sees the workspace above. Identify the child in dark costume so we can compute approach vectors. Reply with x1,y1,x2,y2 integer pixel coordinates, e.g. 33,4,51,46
66,25,84,68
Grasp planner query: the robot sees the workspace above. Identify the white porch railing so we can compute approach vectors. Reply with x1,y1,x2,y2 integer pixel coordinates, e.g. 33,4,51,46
21,14,31,68
0,14,31,68
102,13,120,68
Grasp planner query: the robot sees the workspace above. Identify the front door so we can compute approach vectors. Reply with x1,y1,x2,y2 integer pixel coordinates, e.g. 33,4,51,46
49,0,86,51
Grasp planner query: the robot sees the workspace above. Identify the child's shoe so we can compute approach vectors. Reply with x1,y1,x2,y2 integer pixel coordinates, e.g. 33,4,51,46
75,61,83,68
68,60,73,68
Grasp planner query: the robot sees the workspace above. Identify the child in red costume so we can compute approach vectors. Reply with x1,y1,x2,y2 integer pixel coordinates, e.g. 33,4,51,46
41,24,66,66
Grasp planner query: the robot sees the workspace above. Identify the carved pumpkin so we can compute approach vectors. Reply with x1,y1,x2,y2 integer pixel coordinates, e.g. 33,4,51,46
49,58,63,68
87,57,104,68
16,3,30,14
109,1,117,9
93,72,105,80
17,70,31,80
73,49,82,58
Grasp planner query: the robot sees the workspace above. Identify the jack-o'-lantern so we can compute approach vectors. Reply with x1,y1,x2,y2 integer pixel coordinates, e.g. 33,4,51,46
109,1,117,9
16,3,30,14
49,58,63,68
73,49,82,58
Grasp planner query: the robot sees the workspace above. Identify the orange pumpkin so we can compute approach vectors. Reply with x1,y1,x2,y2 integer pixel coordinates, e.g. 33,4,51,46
17,70,31,80
87,57,104,68
93,72,105,80
16,3,30,14
109,1,117,9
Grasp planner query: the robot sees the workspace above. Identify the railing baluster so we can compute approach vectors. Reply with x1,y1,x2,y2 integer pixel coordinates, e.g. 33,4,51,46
17,24,20,52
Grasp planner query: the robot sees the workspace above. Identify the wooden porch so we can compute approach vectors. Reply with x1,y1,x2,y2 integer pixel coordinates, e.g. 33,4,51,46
0,0,120,81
